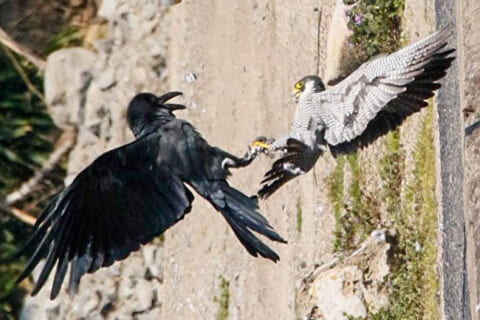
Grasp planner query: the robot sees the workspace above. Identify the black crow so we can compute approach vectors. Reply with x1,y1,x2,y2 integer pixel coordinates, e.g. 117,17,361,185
15,91,285,299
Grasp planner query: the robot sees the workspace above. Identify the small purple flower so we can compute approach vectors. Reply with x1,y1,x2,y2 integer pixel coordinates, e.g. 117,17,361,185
354,14,363,25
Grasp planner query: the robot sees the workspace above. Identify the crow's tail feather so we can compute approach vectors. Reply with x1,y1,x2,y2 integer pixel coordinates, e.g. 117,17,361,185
207,181,286,262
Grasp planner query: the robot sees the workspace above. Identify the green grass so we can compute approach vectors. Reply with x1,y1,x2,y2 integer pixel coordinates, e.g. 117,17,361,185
327,152,381,252
325,0,440,318
326,107,439,320
327,155,346,251
344,0,405,57
328,0,407,249
373,106,438,320
346,153,380,245
379,130,405,216
214,275,229,320
0,19,88,318
0,222,30,320
334,0,406,82
43,25,83,55
328,0,407,252
0,48,57,319
296,197,303,233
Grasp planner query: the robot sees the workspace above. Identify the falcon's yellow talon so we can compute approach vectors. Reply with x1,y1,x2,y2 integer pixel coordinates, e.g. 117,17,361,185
252,141,270,149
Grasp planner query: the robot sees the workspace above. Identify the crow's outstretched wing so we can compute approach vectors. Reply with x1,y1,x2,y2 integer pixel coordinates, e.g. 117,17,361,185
317,28,454,148
17,131,194,299
258,139,323,199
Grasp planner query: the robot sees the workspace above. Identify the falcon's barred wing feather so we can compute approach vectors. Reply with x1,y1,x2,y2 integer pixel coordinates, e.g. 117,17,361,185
259,139,322,199
319,28,454,147
16,131,193,299
330,47,455,155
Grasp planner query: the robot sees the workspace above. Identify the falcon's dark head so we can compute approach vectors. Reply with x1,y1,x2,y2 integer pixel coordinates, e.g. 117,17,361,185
292,75,326,104
127,92,185,137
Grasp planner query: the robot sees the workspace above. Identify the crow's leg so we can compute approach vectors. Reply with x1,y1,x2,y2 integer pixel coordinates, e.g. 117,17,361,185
221,137,274,170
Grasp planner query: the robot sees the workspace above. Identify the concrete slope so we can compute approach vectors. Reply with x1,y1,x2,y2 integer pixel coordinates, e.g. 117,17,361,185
162,1,335,319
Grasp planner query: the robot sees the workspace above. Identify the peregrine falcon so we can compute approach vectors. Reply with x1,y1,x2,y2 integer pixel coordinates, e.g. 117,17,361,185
255,28,455,198
15,92,285,299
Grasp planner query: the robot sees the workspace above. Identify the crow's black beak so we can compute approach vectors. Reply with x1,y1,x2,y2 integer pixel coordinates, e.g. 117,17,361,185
164,103,187,111
157,91,183,104
157,91,186,111
157,91,187,111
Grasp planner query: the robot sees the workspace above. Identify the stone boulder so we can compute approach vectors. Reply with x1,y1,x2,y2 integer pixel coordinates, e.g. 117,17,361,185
44,48,97,129
297,230,390,320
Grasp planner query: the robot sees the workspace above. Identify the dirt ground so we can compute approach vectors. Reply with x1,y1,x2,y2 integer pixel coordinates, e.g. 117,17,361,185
162,1,337,319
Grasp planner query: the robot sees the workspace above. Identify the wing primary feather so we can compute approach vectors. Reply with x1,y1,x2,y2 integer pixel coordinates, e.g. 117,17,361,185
15,194,75,285
68,252,93,296
16,230,55,284
50,256,68,299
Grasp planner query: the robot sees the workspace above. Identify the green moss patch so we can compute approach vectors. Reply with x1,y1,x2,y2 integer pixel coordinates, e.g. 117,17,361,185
374,106,438,320
326,0,439,318
296,197,303,233
214,275,230,320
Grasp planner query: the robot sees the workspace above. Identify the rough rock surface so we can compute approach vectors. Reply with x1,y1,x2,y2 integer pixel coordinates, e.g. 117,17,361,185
296,231,390,320
44,48,97,129
460,0,480,318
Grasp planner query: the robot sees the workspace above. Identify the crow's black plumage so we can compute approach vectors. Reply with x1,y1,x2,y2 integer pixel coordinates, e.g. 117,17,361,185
16,92,285,299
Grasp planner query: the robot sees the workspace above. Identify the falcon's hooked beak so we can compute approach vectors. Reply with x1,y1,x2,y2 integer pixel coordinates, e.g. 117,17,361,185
292,87,302,104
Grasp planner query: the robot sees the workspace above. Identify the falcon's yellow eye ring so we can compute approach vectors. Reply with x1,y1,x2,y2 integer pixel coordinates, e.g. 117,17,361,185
295,81,304,90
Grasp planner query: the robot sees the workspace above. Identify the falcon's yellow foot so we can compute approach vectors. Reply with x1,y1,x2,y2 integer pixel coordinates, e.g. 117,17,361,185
251,140,270,150
249,136,274,157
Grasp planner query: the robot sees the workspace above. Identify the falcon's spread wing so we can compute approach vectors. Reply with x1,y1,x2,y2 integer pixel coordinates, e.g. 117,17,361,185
16,131,193,299
258,139,322,199
318,28,454,150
